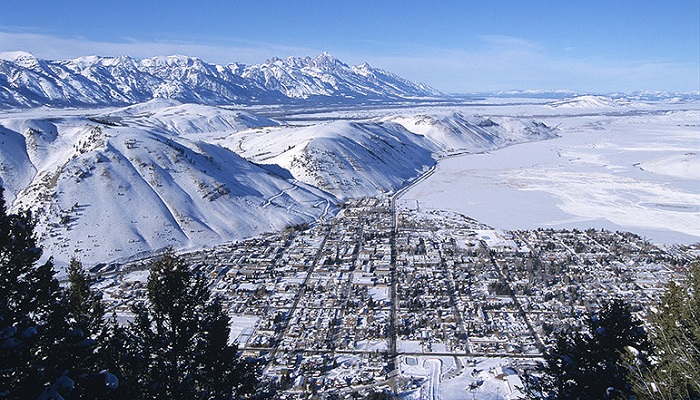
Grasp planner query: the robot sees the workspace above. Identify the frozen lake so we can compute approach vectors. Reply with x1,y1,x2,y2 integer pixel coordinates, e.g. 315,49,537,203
400,108,700,244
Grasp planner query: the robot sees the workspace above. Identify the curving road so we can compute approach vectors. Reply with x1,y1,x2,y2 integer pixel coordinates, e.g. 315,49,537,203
423,359,442,400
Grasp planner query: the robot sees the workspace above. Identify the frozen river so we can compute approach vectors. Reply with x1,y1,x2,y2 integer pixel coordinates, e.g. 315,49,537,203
400,108,700,244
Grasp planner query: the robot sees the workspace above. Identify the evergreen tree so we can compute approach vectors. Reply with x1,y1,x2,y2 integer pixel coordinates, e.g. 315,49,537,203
98,313,148,399
633,263,700,399
0,186,67,399
0,186,260,399
62,259,121,399
534,298,650,399
66,259,105,335
0,187,119,399
128,250,259,399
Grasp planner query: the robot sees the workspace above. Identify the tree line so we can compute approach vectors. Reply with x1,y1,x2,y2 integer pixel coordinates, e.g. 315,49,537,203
0,187,264,399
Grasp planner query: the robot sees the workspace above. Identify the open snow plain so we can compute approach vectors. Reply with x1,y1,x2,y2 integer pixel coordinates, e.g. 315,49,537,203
399,99,700,244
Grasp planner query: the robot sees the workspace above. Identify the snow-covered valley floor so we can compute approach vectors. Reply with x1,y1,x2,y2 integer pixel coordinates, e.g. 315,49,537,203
400,104,700,244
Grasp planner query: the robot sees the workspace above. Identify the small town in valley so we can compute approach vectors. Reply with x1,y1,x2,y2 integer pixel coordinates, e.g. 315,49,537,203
95,195,698,399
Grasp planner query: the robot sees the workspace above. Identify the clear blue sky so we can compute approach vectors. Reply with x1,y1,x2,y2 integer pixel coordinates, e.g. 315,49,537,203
1,0,698,93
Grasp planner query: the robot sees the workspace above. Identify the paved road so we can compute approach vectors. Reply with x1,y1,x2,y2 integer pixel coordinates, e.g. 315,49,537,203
390,163,438,231
480,239,545,352
264,223,332,369
423,359,441,400
442,260,473,354
387,162,438,384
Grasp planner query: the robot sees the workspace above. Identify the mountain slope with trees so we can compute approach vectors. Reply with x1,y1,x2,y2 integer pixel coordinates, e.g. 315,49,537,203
0,186,262,399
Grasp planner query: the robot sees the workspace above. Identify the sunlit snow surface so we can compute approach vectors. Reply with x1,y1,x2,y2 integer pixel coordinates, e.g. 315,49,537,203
399,356,528,400
400,101,700,244
0,102,336,266
0,96,697,268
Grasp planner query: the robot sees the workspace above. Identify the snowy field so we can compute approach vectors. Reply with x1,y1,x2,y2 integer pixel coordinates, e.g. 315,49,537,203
399,356,534,400
400,103,700,244
228,315,259,346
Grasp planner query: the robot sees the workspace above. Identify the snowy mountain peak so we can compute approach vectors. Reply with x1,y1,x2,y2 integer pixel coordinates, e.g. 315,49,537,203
0,50,37,63
352,62,374,77
65,54,136,70
140,54,206,68
266,56,283,64
0,52,442,108
0,51,42,69
312,51,347,70
258,52,346,71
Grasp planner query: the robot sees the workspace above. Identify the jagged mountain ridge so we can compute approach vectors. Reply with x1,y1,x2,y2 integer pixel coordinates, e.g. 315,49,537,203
0,51,442,108
241,52,440,100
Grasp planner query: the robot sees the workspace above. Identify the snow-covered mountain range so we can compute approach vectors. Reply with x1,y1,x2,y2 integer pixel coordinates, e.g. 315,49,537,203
0,101,554,266
0,51,442,108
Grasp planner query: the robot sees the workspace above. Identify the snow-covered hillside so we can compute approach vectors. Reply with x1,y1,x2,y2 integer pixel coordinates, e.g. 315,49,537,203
223,113,555,199
546,95,648,109
0,51,441,109
638,152,700,181
0,100,556,265
227,120,435,199
388,113,554,155
0,103,335,266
